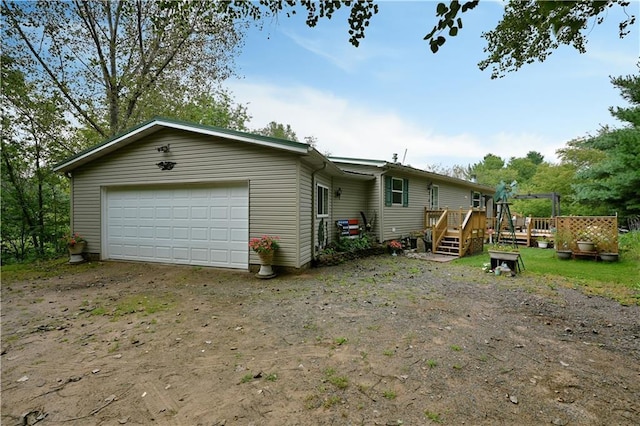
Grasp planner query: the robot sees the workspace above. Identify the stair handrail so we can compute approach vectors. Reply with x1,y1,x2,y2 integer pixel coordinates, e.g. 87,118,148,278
432,209,448,252
459,209,474,257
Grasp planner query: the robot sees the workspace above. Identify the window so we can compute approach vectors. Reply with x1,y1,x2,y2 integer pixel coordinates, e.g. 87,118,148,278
317,184,329,217
430,185,439,209
385,176,409,207
392,178,404,205
472,191,482,208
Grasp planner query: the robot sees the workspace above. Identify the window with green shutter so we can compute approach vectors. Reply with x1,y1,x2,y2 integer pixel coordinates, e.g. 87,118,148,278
385,176,409,207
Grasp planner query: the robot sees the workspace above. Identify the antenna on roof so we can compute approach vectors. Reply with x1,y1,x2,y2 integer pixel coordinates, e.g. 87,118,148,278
402,149,407,164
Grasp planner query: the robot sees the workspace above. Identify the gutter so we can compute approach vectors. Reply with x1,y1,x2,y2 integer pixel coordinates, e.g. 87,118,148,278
310,162,327,262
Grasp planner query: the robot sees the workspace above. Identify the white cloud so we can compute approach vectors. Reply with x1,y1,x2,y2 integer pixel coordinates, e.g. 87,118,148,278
227,79,566,168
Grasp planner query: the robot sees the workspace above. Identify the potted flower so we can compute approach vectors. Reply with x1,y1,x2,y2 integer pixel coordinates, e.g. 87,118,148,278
249,235,280,278
488,244,520,261
553,229,573,259
576,230,595,252
595,234,619,261
537,237,550,249
63,232,86,264
388,240,402,256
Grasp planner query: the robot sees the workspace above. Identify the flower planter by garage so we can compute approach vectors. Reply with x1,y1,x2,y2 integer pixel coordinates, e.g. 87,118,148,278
68,241,86,264
257,251,276,279
537,241,549,249
556,250,572,260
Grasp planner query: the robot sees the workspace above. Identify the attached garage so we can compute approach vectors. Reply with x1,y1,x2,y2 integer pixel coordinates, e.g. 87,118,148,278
104,184,248,268
54,117,346,270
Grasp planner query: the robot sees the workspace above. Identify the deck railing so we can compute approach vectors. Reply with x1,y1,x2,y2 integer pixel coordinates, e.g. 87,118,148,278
425,208,486,256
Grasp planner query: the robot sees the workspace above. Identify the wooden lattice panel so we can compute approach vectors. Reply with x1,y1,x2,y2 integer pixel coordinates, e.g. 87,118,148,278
555,216,618,253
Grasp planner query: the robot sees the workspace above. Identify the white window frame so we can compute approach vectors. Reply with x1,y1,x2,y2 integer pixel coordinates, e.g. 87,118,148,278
391,177,404,206
317,184,329,217
430,185,439,209
472,191,482,208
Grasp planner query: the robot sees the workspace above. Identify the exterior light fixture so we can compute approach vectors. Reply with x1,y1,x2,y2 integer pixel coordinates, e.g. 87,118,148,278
156,144,171,153
335,187,342,198
156,161,176,170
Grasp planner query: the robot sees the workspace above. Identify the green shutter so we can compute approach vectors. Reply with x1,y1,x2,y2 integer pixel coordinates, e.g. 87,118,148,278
403,178,409,207
384,176,392,206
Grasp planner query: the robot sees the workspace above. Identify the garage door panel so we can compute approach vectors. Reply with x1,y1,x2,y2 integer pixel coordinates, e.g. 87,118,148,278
106,185,248,268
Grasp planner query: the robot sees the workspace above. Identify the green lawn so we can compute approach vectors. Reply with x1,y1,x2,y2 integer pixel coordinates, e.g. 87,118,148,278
454,246,640,305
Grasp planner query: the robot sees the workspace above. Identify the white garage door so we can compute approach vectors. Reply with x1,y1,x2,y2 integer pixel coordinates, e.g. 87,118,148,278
105,185,248,269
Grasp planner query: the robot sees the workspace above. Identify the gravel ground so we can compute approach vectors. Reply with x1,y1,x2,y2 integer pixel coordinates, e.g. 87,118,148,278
1,255,639,425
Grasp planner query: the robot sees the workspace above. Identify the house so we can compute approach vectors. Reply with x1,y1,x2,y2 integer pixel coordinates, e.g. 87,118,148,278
54,118,494,270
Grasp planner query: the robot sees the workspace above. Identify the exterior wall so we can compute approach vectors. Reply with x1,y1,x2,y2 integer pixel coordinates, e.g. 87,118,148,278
298,162,313,267
332,164,382,241
435,180,477,210
331,177,373,241
71,128,303,268
381,171,430,241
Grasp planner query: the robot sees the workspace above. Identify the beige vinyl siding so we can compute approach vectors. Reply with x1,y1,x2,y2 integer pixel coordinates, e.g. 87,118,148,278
332,177,372,241
334,164,382,240
434,181,475,210
381,172,430,241
298,162,313,267
72,129,302,268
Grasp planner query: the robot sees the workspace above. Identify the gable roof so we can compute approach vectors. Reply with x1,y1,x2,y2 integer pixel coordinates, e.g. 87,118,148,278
329,156,494,193
53,117,317,173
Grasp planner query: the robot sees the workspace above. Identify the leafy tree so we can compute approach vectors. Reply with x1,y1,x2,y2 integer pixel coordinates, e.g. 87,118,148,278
146,89,250,131
507,157,537,183
254,121,299,141
525,151,544,165
425,1,636,78
1,56,71,261
560,72,640,218
2,0,244,138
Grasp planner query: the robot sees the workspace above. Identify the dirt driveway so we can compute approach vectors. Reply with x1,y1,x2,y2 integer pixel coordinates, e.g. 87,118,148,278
2,256,639,425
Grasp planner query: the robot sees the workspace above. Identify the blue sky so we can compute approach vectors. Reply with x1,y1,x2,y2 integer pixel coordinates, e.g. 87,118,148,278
226,1,639,169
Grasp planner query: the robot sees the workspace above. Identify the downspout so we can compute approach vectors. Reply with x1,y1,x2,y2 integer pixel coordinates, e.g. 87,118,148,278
65,171,74,234
311,162,327,262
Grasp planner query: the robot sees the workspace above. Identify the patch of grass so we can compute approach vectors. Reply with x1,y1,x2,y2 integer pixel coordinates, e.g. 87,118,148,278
383,390,397,400
333,337,348,346
426,359,438,368
324,368,348,389
1,257,97,282
452,364,462,370
240,373,253,383
383,349,395,357
323,395,341,408
113,294,173,318
89,306,107,316
450,344,462,352
455,246,640,305
424,410,443,423
266,373,277,382
304,394,321,409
